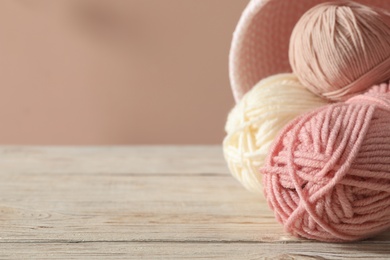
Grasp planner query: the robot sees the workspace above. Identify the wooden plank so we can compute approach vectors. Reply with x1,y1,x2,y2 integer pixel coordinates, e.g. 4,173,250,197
0,173,285,242
1,242,390,260
0,146,388,259
0,146,227,175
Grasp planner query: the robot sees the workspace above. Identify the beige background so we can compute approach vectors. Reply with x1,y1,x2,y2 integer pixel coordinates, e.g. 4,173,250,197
0,0,247,144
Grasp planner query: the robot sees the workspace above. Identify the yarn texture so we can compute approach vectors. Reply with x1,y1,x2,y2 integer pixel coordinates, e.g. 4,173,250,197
289,1,390,101
223,74,328,192
225,0,390,242
262,84,390,242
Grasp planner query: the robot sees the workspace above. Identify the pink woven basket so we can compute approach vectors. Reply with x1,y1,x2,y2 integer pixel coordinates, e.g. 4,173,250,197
229,0,390,103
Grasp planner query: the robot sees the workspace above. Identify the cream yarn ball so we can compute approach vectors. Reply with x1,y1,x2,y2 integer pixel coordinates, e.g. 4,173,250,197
223,73,329,193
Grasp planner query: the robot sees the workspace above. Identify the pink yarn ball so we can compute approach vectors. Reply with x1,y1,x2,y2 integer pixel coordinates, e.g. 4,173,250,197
262,83,390,242
289,1,390,101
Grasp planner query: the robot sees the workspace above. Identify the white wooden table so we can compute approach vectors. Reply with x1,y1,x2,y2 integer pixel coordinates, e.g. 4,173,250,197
0,146,389,259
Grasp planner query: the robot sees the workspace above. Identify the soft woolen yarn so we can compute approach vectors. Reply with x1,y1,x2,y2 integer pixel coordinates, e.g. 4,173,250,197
289,1,390,101
223,74,329,192
262,83,390,242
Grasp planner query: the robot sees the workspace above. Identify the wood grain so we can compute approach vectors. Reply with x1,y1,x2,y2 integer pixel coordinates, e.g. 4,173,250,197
0,146,389,259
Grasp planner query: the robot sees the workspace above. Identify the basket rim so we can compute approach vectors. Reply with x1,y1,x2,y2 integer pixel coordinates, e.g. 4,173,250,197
229,0,390,103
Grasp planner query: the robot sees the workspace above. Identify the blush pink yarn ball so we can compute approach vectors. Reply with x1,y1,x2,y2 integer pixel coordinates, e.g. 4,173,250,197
262,83,390,242
289,1,390,101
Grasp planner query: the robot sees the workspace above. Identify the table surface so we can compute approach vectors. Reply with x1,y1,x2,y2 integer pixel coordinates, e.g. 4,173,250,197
0,146,389,259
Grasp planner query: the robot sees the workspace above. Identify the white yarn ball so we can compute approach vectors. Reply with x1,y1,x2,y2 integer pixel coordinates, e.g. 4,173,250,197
223,73,329,193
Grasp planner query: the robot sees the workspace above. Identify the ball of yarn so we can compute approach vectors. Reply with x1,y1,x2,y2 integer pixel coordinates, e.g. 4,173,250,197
289,1,390,101
262,83,390,242
223,74,329,192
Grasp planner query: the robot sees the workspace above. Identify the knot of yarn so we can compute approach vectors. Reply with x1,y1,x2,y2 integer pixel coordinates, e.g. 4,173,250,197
262,85,390,242
289,1,390,101
223,74,329,192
